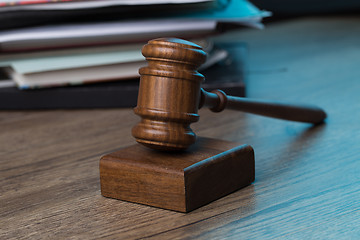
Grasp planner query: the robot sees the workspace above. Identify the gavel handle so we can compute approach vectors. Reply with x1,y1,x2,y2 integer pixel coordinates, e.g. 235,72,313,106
200,89,327,124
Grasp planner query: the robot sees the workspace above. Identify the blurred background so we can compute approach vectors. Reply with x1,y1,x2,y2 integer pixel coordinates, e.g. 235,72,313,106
252,0,360,17
0,0,359,109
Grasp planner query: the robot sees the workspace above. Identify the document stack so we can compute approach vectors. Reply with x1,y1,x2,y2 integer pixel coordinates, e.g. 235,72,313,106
0,0,269,109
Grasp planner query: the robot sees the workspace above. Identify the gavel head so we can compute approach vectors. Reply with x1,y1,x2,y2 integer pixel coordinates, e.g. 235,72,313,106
131,38,207,151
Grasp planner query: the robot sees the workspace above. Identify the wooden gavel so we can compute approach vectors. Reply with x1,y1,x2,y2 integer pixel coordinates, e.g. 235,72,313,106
132,38,327,151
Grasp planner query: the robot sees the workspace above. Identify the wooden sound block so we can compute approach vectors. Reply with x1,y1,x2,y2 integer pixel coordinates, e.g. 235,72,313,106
99,137,255,212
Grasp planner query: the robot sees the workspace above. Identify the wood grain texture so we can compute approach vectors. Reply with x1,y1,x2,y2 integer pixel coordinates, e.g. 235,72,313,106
132,38,207,151
1,16,360,239
100,137,254,212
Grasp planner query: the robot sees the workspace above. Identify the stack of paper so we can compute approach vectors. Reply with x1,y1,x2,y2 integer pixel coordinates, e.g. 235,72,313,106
0,0,269,89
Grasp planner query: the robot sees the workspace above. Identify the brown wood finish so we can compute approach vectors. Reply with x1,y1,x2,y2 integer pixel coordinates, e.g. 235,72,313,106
132,38,326,151
132,38,207,151
105,38,255,212
201,89,326,123
100,137,254,212
1,17,360,239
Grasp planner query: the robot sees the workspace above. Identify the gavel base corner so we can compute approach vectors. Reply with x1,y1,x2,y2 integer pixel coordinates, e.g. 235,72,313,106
99,137,255,213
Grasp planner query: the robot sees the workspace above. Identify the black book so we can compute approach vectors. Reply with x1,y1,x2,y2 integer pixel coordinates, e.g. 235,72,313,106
0,41,247,110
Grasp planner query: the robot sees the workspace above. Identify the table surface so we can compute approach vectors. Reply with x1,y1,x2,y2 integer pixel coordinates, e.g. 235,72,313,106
1,16,360,239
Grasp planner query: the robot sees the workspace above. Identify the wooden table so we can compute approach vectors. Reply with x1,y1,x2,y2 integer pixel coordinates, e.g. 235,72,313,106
1,16,359,239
